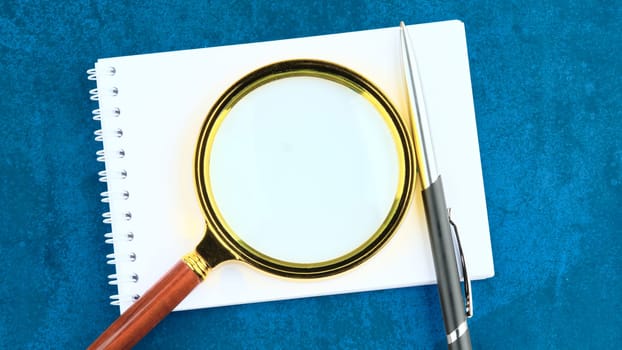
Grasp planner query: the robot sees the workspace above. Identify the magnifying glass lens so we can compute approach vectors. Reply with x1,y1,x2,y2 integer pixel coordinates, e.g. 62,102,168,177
209,76,400,264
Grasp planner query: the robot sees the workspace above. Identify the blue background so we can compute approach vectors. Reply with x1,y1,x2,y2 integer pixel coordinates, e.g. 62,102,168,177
1,1,620,349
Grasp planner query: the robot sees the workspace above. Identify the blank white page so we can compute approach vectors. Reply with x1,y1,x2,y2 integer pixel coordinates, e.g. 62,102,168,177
94,20,494,313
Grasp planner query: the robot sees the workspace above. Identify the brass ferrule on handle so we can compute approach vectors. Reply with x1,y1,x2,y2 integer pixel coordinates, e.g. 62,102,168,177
182,251,211,280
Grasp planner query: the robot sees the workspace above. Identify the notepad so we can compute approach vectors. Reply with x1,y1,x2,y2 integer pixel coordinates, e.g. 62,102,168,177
89,20,494,314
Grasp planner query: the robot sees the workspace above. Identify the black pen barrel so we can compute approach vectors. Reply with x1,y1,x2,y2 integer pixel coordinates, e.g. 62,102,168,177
422,176,471,350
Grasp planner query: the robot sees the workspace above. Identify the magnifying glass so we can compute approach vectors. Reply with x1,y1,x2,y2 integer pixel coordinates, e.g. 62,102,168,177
90,59,415,349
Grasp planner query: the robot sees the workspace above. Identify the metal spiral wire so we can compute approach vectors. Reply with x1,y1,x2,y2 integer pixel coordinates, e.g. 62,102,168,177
92,108,101,121
108,272,139,285
109,293,140,306
89,65,138,307
104,231,134,244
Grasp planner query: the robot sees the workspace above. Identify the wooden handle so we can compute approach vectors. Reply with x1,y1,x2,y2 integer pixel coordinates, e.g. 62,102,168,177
89,260,203,350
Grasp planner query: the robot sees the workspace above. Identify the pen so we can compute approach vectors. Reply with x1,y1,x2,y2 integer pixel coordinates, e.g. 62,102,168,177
399,22,472,349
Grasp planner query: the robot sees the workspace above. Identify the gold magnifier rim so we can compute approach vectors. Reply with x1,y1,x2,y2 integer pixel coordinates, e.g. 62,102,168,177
194,59,414,278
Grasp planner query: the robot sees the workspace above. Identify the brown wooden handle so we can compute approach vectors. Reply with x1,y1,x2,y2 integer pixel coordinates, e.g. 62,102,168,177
89,260,203,350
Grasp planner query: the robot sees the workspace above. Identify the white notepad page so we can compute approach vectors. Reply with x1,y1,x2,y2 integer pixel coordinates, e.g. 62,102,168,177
94,20,494,313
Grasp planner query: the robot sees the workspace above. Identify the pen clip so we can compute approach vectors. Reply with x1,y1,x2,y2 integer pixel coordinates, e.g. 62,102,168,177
448,209,473,318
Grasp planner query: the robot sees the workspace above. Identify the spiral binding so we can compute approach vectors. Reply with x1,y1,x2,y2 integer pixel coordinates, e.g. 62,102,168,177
94,128,123,142
101,211,132,224
86,68,97,80
98,169,128,182
109,294,140,306
95,149,126,162
87,66,116,80
104,231,134,244
108,272,139,285
92,108,121,121
106,252,137,265
92,109,101,121
89,65,138,306
100,190,129,203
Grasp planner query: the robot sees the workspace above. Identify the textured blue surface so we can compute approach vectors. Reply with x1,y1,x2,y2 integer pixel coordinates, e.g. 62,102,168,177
1,1,620,349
